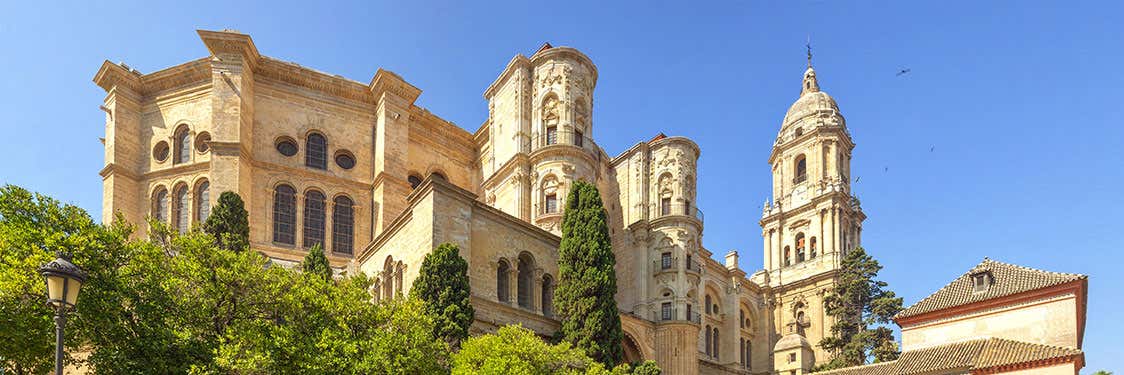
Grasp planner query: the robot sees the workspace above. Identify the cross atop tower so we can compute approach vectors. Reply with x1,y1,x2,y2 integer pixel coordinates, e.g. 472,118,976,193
806,36,813,68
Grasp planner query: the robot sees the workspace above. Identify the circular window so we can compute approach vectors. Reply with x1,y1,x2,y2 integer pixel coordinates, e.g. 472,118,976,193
195,132,211,153
276,138,298,157
335,151,356,170
153,141,170,162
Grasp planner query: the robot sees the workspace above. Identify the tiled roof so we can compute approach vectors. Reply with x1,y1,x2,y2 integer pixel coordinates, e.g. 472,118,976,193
895,258,1086,320
816,338,1083,375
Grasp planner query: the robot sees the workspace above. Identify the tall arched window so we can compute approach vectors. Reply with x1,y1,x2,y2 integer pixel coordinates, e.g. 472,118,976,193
740,309,746,328
332,196,354,255
305,133,327,169
712,328,720,360
517,253,534,309
497,260,510,303
542,274,554,317
370,278,381,303
173,184,189,234
174,125,191,164
303,190,326,248
152,187,169,223
784,246,792,266
795,233,806,263
794,154,807,184
194,180,210,223
705,325,712,356
383,256,395,299
740,339,746,367
408,174,423,189
272,185,297,245
744,340,752,369
705,295,713,314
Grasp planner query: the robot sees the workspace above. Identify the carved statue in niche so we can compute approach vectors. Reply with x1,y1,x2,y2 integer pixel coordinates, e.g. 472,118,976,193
542,96,560,128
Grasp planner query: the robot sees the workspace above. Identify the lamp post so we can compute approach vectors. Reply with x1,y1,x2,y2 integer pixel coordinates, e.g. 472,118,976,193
37,252,87,375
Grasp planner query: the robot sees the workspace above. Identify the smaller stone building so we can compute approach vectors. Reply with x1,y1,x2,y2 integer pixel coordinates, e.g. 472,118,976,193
819,258,1088,375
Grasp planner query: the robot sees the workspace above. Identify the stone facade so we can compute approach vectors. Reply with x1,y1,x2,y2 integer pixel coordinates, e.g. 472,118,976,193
97,30,868,374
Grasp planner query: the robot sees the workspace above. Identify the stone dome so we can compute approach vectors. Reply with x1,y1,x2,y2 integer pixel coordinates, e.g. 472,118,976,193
780,66,842,131
774,333,812,351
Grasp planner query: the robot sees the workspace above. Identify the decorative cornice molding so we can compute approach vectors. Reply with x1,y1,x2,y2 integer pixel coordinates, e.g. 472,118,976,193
197,29,261,68
370,68,421,105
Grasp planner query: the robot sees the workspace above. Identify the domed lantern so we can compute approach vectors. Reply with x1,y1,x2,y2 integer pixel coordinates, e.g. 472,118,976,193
38,252,88,309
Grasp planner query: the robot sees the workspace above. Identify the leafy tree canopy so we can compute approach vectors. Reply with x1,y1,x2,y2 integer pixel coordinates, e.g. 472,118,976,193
202,191,249,252
452,325,653,375
411,242,475,348
816,247,904,371
555,181,624,367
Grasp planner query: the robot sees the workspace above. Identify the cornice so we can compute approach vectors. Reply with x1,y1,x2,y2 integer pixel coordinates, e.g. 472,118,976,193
767,125,854,165
529,46,598,85
257,58,376,106
99,163,140,181
895,279,1087,328
369,68,421,105
197,29,261,68
480,154,529,190
248,159,373,191
483,54,530,99
648,136,701,159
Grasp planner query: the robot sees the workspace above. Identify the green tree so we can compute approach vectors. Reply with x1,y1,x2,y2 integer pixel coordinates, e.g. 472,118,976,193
628,361,661,375
816,247,904,370
1092,371,1113,375
554,181,624,367
411,242,475,348
302,243,332,281
0,185,128,374
202,191,249,252
452,325,635,375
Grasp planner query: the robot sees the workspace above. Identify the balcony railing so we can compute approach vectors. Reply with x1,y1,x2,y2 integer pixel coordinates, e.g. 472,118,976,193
655,203,704,222
652,308,703,323
652,257,704,276
531,130,600,156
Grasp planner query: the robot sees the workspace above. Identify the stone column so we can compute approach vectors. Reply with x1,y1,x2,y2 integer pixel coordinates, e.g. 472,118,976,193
93,72,144,227
199,31,257,227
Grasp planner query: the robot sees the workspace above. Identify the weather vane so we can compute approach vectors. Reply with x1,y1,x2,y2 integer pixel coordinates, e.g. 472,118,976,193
806,35,813,67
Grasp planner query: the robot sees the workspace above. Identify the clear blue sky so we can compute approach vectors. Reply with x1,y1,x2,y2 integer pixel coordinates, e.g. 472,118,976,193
1,0,1121,370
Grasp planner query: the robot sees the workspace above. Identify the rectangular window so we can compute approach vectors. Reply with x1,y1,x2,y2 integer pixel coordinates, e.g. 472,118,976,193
661,197,671,215
788,353,796,363
574,130,584,147
661,252,672,270
686,304,693,321
684,200,691,215
546,126,558,145
545,193,558,213
661,302,672,321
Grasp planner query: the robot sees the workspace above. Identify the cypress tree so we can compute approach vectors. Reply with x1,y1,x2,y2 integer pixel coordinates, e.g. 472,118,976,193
554,181,624,366
302,243,332,281
202,191,249,252
411,242,475,348
817,247,904,370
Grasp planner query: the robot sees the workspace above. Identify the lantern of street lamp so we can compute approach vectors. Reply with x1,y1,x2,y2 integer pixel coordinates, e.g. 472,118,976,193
38,252,87,375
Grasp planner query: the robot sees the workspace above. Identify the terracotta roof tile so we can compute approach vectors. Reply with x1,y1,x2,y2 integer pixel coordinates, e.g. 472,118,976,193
816,338,1083,375
895,258,1085,320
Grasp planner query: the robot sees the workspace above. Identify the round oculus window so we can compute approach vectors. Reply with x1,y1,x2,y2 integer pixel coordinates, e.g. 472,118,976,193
153,141,170,162
335,152,356,169
276,138,298,157
195,132,211,153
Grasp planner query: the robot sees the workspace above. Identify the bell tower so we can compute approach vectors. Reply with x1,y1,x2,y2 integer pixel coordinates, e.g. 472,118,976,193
761,58,865,371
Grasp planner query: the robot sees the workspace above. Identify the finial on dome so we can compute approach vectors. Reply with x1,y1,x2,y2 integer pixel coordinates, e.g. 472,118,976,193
806,36,813,68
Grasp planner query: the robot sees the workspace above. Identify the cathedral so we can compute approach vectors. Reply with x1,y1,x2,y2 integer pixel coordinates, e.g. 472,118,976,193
94,30,1086,374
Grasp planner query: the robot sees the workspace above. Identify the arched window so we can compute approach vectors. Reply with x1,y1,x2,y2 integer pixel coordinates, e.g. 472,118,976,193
744,340,752,369
794,154,807,184
796,233,806,263
431,172,446,180
705,325,712,356
303,190,326,248
408,174,423,189
152,187,169,223
305,133,327,169
541,175,559,214
517,253,534,309
174,125,191,164
497,259,510,303
395,262,404,298
542,274,554,317
810,237,818,259
740,310,746,328
332,196,354,255
784,246,792,266
740,339,746,367
173,184,189,234
383,256,395,299
712,328,720,360
194,180,210,223
705,295,712,314
272,185,297,245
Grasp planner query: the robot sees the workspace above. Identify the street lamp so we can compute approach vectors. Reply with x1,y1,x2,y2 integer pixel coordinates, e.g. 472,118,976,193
37,252,87,375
